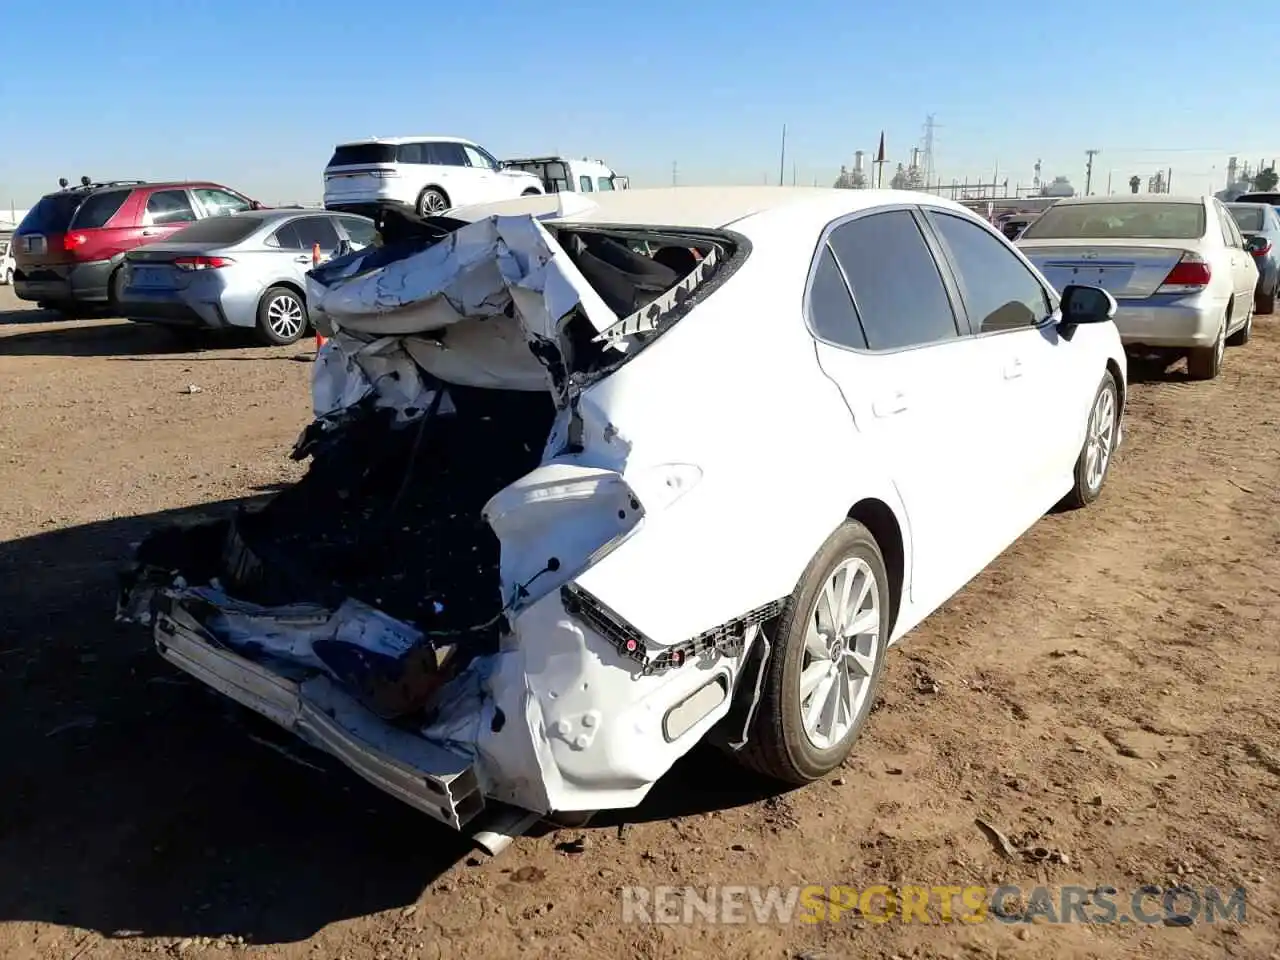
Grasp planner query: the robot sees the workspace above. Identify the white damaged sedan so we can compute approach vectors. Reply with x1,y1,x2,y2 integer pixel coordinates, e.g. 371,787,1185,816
118,187,1127,834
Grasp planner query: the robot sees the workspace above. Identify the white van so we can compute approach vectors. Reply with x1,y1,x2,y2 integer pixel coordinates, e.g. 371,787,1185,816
502,156,627,194
322,136,545,219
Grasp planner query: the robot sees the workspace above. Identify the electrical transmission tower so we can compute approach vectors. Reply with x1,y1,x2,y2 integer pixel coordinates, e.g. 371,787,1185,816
922,114,940,187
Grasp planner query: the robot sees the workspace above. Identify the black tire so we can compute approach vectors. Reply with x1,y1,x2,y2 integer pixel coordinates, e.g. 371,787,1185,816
1186,312,1226,380
415,187,450,217
255,286,308,346
1227,307,1252,346
107,266,126,315
734,520,891,785
1061,370,1119,510
1257,289,1275,315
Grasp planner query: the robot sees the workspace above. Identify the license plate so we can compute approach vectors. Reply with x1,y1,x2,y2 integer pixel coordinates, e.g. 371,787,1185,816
130,265,171,288
23,236,46,254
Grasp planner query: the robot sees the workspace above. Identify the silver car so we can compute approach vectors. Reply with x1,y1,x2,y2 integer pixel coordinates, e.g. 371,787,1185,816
119,209,376,345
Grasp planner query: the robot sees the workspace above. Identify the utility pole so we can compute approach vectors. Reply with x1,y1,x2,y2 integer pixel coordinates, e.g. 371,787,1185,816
779,124,787,187
1084,148,1101,195
792,161,797,186
922,114,940,187
1106,171,1112,195
671,161,678,187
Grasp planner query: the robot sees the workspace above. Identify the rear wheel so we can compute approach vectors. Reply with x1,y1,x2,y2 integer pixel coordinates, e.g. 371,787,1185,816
733,520,890,784
1257,288,1275,315
1227,305,1252,346
415,187,450,217
107,267,126,315
1186,312,1226,380
255,287,308,346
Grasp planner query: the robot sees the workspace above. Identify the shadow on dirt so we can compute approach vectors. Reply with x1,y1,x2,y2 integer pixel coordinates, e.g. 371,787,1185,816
1125,353,1192,385
0,320,287,359
0,498,782,945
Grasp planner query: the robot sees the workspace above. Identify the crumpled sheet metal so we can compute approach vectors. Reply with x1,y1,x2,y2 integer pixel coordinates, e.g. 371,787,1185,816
306,215,618,404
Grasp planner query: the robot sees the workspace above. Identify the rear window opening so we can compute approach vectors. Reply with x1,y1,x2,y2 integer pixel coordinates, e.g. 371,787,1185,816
162,216,262,246
1020,202,1206,241
16,194,86,234
70,190,130,230
327,143,398,167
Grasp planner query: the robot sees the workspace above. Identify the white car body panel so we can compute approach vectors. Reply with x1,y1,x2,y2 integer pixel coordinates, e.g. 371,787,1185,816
124,187,1128,822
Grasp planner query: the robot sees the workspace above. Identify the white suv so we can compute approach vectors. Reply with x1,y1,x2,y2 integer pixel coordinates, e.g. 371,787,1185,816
322,136,544,218
0,238,13,284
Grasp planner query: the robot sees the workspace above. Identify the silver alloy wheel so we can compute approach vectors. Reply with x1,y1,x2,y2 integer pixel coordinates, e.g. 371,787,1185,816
798,557,882,750
1215,316,1226,368
266,294,304,340
1084,384,1116,492
420,191,447,214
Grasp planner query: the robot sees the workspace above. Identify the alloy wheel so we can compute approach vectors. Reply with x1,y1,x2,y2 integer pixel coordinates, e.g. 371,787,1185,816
266,295,304,340
1084,385,1116,492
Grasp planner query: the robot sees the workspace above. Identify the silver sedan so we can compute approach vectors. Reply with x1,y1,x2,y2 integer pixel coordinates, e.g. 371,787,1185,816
118,209,376,345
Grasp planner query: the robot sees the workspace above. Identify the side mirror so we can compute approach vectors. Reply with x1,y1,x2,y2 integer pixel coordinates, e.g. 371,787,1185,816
1244,235,1267,255
1059,284,1117,327
250,200,266,210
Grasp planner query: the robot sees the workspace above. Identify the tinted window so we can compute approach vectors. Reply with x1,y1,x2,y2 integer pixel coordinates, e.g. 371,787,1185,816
1227,205,1265,231
16,194,84,233
929,212,1051,334
328,143,397,166
424,142,468,166
271,222,303,249
597,177,615,191
193,187,251,218
807,245,867,349
1235,193,1280,206
396,143,423,164
337,216,377,247
145,190,197,225
291,217,341,252
164,216,261,246
579,175,594,192
70,190,129,229
827,210,959,351
1020,202,1205,240
462,145,497,170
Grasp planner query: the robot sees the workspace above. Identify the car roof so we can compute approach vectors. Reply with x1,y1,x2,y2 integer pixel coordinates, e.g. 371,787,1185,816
1048,194,1208,206
334,135,475,147
449,186,977,231
39,180,229,199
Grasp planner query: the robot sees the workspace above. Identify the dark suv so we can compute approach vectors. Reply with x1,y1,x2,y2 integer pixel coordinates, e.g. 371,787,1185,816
11,179,262,315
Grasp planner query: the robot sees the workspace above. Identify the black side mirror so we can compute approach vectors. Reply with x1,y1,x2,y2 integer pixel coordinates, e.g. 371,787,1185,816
250,200,266,210
1244,235,1267,255
1059,284,1117,329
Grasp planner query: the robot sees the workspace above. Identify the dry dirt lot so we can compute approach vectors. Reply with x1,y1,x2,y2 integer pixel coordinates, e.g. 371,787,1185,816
1,286,1278,960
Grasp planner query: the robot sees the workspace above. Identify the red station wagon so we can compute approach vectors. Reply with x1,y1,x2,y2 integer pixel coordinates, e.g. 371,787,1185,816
11,178,263,315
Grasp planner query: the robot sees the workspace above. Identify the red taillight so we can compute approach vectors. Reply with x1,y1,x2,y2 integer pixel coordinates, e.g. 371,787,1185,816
62,233,87,251
1252,242,1272,257
1156,253,1211,294
173,255,235,271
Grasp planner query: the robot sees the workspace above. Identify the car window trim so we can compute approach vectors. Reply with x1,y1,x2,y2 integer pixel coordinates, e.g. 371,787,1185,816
803,243,870,350
801,203,966,356
918,207,1060,340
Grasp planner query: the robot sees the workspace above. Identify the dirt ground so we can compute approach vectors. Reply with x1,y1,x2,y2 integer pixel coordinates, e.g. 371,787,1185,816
1,285,1278,960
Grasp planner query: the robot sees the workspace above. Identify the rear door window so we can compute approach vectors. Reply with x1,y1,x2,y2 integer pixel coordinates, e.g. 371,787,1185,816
827,210,960,351
144,190,197,226
424,141,469,166
70,190,129,229
806,245,868,349
926,211,1051,334
291,216,341,253
579,175,594,192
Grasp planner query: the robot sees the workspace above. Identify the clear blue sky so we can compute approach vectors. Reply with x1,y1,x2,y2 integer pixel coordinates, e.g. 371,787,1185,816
1,0,1277,207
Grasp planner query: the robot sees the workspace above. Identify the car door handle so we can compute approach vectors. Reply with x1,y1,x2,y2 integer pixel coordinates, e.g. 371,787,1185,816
294,255,313,263
872,392,909,417
1003,358,1025,379
140,229,162,236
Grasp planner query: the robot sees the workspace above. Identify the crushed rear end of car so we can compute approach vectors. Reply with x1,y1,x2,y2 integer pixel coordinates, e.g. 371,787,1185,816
117,201,755,833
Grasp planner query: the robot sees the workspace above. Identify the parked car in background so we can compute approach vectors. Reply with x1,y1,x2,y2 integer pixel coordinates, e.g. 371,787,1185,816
1017,195,1256,380
500,156,627,194
1226,202,1280,313
1231,191,1280,208
322,136,544,219
10,179,262,316
997,213,1038,241
117,209,375,345
119,187,1126,831
0,238,13,285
